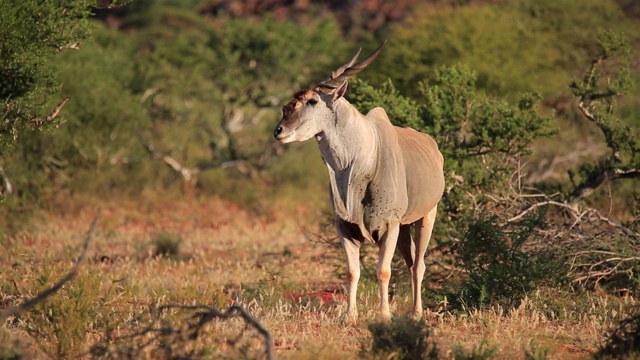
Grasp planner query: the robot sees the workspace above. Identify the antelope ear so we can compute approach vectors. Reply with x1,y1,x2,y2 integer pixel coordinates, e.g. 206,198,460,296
333,81,348,101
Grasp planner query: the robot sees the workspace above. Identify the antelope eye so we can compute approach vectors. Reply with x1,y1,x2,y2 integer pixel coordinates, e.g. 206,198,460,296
307,98,318,106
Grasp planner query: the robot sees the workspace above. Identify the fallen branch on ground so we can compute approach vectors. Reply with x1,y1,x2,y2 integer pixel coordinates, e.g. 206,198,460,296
90,303,273,360
0,211,100,323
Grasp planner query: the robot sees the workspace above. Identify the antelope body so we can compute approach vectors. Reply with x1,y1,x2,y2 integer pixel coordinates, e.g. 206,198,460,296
274,42,444,320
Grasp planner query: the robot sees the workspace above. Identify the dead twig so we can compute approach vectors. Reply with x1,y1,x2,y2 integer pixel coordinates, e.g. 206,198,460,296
91,303,273,360
55,42,80,52
30,96,71,126
143,142,249,199
572,256,640,284
0,165,13,196
505,200,579,223
0,211,100,323
585,208,640,238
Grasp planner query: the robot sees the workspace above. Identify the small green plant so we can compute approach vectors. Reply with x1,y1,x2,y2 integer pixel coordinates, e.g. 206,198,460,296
22,268,104,359
452,339,498,360
455,213,568,309
151,231,182,258
525,342,549,360
0,338,25,360
363,315,439,360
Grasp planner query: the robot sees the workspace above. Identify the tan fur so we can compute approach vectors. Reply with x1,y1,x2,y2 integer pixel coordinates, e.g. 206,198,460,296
273,42,444,320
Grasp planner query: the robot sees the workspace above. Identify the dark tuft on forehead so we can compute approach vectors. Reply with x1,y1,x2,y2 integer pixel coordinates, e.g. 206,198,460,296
294,89,315,100
282,100,297,116
283,89,315,116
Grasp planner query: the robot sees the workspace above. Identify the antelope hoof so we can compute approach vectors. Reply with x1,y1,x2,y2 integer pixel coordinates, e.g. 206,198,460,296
379,310,392,322
341,312,358,325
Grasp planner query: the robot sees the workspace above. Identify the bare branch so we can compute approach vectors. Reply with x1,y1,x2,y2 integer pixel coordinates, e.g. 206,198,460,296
0,211,100,323
577,101,622,162
0,166,13,196
30,96,71,126
506,200,579,223
586,207,640,238
528,143,603,183
55,42,80,52
613,168,640,179
91,303,273,359
572,256,640,284
568,167,640,205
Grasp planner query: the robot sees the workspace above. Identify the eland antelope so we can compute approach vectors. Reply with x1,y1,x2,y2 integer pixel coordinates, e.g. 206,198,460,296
273,41,444,321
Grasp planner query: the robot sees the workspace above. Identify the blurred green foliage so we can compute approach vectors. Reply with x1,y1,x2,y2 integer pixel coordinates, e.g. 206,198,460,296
0,0,93,158
374,0,637,98
1,0,639,300
2,2,347,213
3,0,638,213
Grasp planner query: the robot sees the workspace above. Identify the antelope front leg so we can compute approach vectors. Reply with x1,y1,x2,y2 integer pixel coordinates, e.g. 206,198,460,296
377,222,400,320
341,236,361,323
412,206,437,318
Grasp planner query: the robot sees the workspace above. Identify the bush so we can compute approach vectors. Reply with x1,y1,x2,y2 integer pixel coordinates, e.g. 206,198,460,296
452,339,498,360
373,0,634,98
595,309,640,359
363,315,439,360
151,231,182,258
21,268,106,359
455,213,568,309
0,0,92,158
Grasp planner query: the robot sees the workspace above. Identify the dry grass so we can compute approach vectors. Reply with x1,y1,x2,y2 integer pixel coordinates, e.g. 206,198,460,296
0,196,638,359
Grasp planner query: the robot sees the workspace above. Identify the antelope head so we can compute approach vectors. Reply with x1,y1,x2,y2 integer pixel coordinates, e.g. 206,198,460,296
273,41,386,143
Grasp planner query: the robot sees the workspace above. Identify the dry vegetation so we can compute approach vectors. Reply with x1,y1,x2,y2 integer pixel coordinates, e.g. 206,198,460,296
1,197,638,359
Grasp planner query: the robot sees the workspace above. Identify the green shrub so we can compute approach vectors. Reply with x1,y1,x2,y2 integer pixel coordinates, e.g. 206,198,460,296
452,339,498,360
525,342,549,360
373,0,635,98
22,268,104,359
0,339,25,360
455,213,568,309
595,309,640,359
151,231,182,258
363,315,439,360
0,0,92,158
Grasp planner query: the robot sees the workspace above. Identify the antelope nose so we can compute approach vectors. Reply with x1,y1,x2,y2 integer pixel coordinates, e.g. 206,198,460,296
274,125,283,139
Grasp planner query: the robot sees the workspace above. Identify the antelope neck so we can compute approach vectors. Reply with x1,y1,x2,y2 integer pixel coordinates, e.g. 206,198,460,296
315,98,377,173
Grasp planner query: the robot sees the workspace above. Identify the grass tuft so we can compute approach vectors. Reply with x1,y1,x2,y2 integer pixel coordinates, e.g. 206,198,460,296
452,339,498,360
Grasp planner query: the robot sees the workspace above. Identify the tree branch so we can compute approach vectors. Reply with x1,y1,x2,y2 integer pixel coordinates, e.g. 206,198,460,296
94,303,273,359
586,207,640,238
568,167,640,205
30,96,71,126
55,42,80,52
577,101,622,162
506,200,579,223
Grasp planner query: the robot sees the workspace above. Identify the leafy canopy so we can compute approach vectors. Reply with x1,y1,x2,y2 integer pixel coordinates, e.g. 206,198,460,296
0,0,93,157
